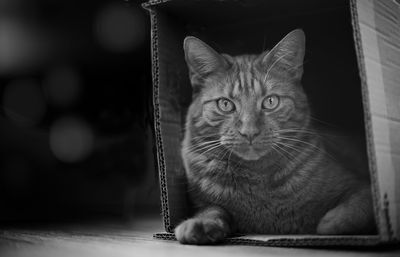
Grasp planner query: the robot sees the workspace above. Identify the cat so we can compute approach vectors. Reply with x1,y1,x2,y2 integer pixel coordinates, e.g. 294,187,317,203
175,29,375,244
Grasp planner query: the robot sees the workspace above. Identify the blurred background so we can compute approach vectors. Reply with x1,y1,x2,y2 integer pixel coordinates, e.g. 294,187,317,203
0,0,159,222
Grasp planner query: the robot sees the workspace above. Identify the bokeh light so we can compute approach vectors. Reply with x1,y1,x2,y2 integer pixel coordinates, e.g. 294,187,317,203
50,117,94,163
2,79,46,126
94,4,146,52
0,18,45,74
43,66,81,107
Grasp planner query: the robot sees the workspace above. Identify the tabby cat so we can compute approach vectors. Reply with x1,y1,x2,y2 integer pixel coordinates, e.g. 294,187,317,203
176,29,375,244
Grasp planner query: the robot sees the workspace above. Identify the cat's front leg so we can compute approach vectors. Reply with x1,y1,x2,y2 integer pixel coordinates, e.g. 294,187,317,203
175,206,232,244
316,186,375,235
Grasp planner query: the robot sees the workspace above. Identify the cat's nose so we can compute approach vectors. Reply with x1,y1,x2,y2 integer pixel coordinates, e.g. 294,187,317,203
238,129,260,145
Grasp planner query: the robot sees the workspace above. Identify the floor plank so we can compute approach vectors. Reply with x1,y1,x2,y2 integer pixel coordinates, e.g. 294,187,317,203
1,216,399,257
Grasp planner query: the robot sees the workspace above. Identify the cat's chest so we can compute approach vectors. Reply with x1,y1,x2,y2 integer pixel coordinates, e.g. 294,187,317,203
195,181,309,233
191,166,327,234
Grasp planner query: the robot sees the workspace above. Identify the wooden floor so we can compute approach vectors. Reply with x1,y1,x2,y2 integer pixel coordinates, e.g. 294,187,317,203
1,216,399,257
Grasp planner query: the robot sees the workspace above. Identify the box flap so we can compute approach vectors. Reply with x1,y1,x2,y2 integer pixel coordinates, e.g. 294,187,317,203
351,0,400,241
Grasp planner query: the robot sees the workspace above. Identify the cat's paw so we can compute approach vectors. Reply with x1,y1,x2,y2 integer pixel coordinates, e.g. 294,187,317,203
174,218,227,245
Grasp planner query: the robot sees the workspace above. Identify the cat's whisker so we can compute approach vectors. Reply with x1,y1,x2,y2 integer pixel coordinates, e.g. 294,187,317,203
277,136,323,151
184,140,221,152
276,136,337,161
278,126,336,133
273,142,297,161
277,128,317,132
217,147,231,162
275,141,303,153
277,130,344,140
275,141,306,160
271,144,290,162
186,139,221,149
185,143,221,155
277,140,337,162
309,116,339,128
192,132,221,136
191,138,220,144
191,133,221,140
275,129,319,136
209,146,227,159
278,131,320,138
190,144,221,154
184,144,218,153
199,144,224,156
189,139,221,145
276,128,320,134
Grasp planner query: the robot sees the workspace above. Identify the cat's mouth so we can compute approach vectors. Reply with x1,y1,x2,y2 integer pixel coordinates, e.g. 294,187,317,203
233,143,269,161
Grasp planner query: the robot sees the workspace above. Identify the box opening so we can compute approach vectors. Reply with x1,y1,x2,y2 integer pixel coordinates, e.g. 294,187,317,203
147,0,383,245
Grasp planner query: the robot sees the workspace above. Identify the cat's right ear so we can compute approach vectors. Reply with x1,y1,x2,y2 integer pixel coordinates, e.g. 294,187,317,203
183,37,229,85
259,29,305,81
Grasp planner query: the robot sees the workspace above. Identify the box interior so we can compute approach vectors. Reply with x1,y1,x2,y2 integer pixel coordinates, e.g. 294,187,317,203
150,0,380,244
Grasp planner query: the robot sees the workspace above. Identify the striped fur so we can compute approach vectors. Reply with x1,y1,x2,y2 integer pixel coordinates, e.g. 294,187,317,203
175,30,375,244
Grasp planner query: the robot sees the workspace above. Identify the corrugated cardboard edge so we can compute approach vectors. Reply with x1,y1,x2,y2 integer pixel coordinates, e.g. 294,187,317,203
143,0,171,9
349,0,384,241
143,3,172,233
153,232,386,247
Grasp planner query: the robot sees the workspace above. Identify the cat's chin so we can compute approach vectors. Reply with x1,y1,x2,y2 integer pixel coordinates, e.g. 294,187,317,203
241,154,261,161
233,147,266,161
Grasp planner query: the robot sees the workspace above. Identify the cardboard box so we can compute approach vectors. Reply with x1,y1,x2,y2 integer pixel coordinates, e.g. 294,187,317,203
143,0,400,246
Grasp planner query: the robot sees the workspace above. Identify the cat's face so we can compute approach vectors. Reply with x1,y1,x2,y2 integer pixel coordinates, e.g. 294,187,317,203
184,30,310,161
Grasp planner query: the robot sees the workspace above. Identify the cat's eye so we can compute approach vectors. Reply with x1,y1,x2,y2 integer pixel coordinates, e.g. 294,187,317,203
262,95,280,110
217,98,235,113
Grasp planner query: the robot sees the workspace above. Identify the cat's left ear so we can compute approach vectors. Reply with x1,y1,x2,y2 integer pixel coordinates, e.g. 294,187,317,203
259,29,305,81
